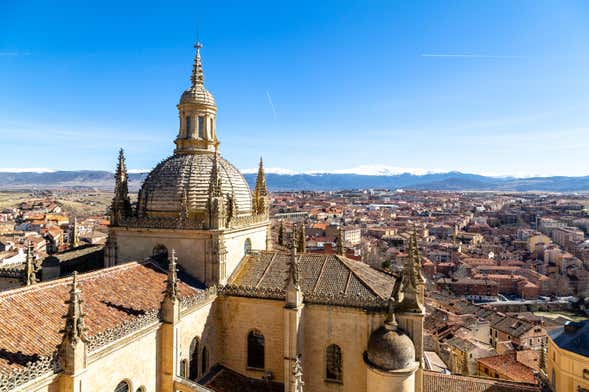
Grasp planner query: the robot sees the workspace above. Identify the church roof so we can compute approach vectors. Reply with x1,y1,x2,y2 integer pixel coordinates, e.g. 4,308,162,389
138,153,252,218
423,371,540,392
228,251,396,301
0,261,200,374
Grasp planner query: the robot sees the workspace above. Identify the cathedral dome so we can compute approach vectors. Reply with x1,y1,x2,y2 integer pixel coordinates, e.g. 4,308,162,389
138,153,252,218
366,325,415,371
180,84,216,107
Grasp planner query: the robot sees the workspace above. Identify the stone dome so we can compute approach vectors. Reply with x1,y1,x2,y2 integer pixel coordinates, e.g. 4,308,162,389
366,325,415,371
180,84,216,107
138,153,252,218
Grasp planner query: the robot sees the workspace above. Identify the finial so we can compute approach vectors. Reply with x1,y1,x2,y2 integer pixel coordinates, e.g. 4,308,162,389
293,353,304,392
61,271,88,346
165,250,178,300
336,226,344,256
191,41,205,86
23,241,36,286
297,224,306,253
288,240,300,288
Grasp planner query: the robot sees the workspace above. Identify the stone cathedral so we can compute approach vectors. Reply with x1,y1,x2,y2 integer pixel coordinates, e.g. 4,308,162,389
0,43,440,392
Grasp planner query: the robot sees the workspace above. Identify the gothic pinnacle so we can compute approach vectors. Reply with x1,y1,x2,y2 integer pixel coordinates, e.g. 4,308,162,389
191,41,205,86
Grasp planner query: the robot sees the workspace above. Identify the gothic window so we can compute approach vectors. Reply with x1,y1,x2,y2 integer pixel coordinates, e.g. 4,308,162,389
135,388,145,392
114,381,130,392
247,330,265,369
179,359,187,378
201,346,209,375
189,337,200,380
198,116,205,138
325,344,342,383
185,116,192,136
244,238,252,255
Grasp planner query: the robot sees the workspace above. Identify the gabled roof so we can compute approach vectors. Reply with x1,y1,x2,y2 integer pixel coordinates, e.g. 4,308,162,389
491,316,536,337
0,261,200,374
228,251,396,300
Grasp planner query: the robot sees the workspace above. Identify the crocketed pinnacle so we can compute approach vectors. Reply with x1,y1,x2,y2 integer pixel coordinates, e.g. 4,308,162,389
208,150,222,198
254,157,268,197
115,148,129,197
336,227,344,256
164,249,179,300
23,241,36,286
191,42,204,87
288,243,300,288
61,272,88,345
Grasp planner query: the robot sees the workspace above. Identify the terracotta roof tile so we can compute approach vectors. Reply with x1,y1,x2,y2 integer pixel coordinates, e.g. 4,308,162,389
0,261,200,374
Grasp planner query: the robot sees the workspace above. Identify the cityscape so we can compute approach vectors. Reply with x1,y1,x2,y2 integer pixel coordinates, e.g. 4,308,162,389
0,2,588,392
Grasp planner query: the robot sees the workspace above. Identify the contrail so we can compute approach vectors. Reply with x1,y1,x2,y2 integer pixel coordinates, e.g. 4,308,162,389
266,90,277,119
421,54,522,59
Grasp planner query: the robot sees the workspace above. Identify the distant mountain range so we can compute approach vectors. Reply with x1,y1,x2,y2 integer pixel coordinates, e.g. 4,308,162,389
1,170,589,192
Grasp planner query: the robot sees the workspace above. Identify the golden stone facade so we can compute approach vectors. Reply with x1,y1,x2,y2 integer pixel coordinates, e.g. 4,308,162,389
0,43,426,392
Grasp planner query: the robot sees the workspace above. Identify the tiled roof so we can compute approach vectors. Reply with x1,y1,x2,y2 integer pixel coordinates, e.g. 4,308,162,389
423,370,540,392
229,251,395,300
0,261,200,374
491,317,535,337
477,353,537,384
203,365,283,392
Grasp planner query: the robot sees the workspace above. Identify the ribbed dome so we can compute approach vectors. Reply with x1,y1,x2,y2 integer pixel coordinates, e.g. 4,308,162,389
180,84,216,107
366,326,415,371
138,153,252,218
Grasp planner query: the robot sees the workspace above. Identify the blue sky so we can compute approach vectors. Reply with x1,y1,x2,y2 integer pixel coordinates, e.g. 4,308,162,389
1,0,589,176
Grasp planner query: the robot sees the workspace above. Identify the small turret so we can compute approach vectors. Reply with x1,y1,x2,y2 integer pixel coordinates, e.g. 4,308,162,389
285,238,302,308
278,220,285,246
59,272,88,374
207,150,225,229
23,241,37,286
253,157,269,215
336,227,344,256
399,233,425,313
111,148,132,226
70,217,80,248
297,224,306,253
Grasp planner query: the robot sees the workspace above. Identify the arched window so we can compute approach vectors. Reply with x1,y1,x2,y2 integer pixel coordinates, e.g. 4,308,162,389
185,116,192,136
189,337,200,380
114,381,130,392
152,244,168,264
198,116,205,138
244,238,252,255
135,388,145,392
326,344,343,382
247,330,265,369
179,359,187,378
201,346,209,375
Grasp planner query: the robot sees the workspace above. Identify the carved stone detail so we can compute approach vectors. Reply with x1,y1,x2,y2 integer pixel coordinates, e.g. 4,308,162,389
87,309,160,352
0,353,61,392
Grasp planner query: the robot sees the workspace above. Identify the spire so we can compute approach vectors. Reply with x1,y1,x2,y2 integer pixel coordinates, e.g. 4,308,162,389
71,217,79,248
399,232,425,313
61,272,89,347
278,220,285,246
23,241,36,286
336,227,344,256
191,41,204,87
164,250,178,300
111,148,131,225
209,150,222,198
253,157,268,215
297,224,306,253
288,242,300,288
292,354,304,392
286,236,303,308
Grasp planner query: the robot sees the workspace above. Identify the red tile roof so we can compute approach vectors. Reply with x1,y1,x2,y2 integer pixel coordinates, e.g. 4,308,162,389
0,261,199,374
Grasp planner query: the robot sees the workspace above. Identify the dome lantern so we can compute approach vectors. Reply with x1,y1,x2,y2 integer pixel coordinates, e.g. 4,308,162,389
175,42,218,155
